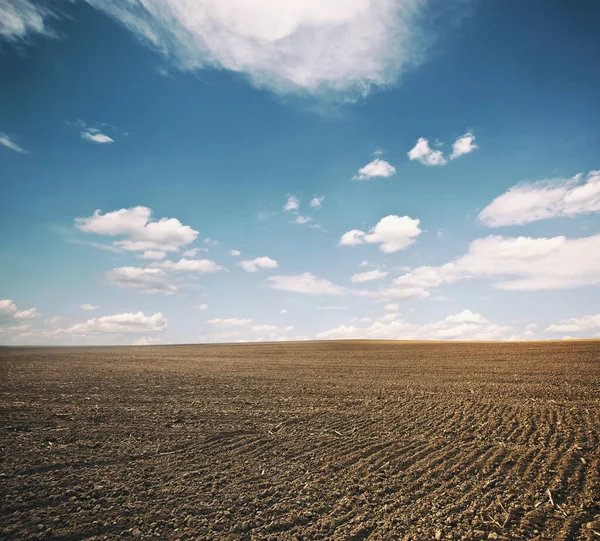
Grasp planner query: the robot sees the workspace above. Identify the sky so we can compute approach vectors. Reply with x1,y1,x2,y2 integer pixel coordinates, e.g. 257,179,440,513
1,0,600,345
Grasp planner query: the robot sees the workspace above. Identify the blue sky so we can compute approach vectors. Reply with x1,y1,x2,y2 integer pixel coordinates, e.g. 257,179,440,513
1,0,599,345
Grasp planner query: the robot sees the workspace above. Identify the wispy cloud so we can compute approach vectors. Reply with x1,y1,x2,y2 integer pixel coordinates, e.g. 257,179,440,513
84,0,428,100
479,170,600,227
0,0,50,41
81,129,114,144
0,132,28,153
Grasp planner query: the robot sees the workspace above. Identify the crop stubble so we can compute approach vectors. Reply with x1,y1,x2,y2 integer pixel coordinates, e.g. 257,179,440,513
0,340,599,540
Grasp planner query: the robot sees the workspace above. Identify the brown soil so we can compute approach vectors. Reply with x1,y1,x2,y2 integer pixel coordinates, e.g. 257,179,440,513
1,340,599,540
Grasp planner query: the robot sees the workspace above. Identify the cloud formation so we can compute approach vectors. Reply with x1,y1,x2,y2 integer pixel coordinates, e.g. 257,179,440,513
384,233,600,298
407,137,447,166
450,132,477,160
0,132,28,153
84,0,427,99
269,273,344,295
75,206,198,254
63,311,167,335
81,129,114,144
81,304,99,311
239,256,278,273
546,314,600,334
339,215,421,253
351,269,388,283
310,196,324,209
479,170,600,227
316,309,511,341
353,159,396,180
104,266,186,295
0,0,48,41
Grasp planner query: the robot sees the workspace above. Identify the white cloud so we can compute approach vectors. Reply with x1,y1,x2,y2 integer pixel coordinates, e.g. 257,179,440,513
407,137,447,166
284,195,300,213
84,0,427,99
239,256,278,273
133,336,163,345
526,323,537,330
229,249,241,256
353,159,396,180
251,324,278,333
384,303,399,312
198,303,209,311
351,269,388,283
269,272,344,295
81,130,114,144
546,314,600,334
75,206,198,254
0,300,38,332
104,266,186,295
183,247,208,257
339,215,421,253
280,309,288,314
81,304,99,311
207,318,253,327
386,233,600,298
293,215,312,224
479,170,600,227
199,330,243,343
0,132,28,153
139,250,167,260
63,311,167,335
450,132,477,160
359,260,370,267
0,0,48,41
316,309,511,341
151,258,224,274
310,196,324,209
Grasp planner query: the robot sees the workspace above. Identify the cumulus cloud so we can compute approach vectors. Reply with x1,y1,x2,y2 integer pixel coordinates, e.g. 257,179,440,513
339,215,421,253
353,159,396,180
183,247,208,257
310,196,324,209
81,129,114,144
293,215,312,225
75,206,198,254
229,249,241,256
269,272,344,295
133,336,163,345
479,170,600,227
80,304,99,311
0,0,49,41
0,132,28,153
0,300,38,333
351,269,388,283
384,233,600,298
546,314,600,334
407,137,447,166
139,250,167,260
207,318,253,327
239,256,278,273
151,257,224,274
316,309,511,341
450,132,477,160
198,303,209,311
384,303,399,312
284,195,300,213
84,0,427,99
63,311,167,335
280,309,288,314
104,266,187,295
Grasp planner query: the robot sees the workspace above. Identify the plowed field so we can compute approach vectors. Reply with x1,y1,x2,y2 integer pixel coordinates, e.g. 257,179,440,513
1,341,599,540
